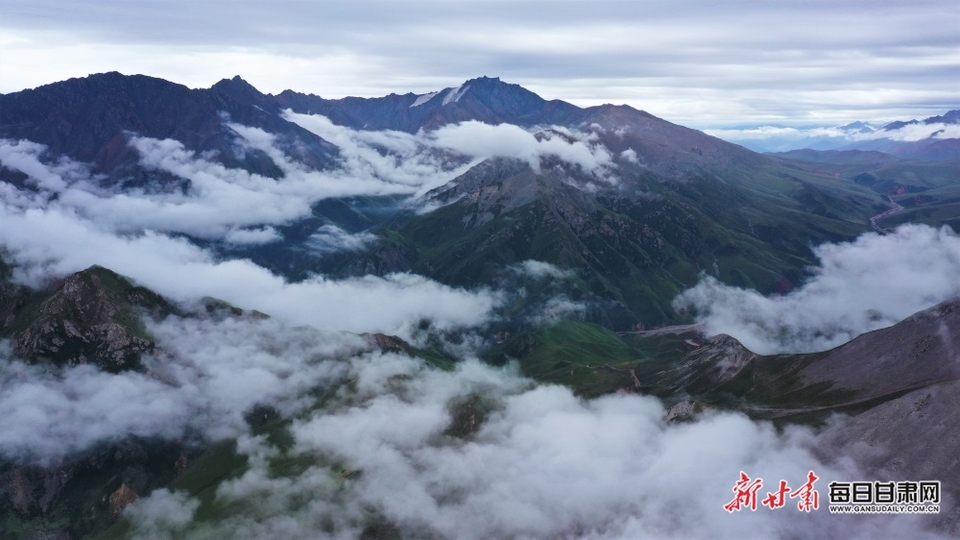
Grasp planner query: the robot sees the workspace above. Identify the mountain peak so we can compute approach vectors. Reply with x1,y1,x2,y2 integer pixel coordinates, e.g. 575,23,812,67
211,75,260,94
923,109,960,125
463,75,503,86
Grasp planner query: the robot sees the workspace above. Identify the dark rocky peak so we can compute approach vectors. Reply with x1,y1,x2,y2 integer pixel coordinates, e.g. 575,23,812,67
0,265,175,372
881,118,920,131
423,76,582,129
1,72,228,173
923,109,960,125
0,72,202,155
212,74,258,93
277,76,583,132
0,72,338,182
210,75,276,112
879,109,959,131
18,72,191,103
449,76,545,111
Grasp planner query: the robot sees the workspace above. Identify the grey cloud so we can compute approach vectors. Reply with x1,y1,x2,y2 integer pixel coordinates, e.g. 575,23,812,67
2,1,955,127
675,224,960,354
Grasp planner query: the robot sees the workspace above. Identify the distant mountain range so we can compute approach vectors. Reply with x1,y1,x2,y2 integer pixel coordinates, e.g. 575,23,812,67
707,109,960,158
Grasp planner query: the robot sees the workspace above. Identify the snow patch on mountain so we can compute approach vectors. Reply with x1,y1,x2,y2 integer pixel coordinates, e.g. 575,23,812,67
442,83,470,106
410,91,440,108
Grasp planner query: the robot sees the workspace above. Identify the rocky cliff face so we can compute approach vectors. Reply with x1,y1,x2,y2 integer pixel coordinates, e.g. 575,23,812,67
2,265,173,372
0,439,197,540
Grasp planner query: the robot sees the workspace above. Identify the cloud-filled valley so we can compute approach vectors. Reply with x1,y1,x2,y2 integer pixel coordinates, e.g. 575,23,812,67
0,114,623,336
676,224,960,354
2,315,941,539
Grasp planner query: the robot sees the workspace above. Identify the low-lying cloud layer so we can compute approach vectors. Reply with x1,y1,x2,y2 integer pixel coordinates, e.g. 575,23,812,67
0,317,359,465
0,123,457,244
426,121,614,175
0,125,512,336
115,340,940,539
285,111,616,179
305,224,378,254
0,202,500,335
0,302,946,537
675,224,960,354
0,113,620,251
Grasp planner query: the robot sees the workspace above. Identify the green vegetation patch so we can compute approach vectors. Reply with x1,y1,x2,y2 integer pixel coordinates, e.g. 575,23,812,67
491,319,646,397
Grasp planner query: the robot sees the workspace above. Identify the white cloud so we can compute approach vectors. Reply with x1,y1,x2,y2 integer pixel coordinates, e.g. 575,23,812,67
426,121,614,175
122,349,940,539
224,226,281,245
0,200,501,336
706,121,959,152
870,122,960,142
0,317,359,465
282,111,474,198
704,125,847,142
124,488,199,540
0,121,466,242
306,224,377,254
675,224,960,354
512,259,575,280
522,295,587,327
285,112,617,185
0,139,93,191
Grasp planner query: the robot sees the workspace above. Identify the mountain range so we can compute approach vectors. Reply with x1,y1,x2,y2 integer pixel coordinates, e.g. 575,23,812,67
710,109,960,158
1,73,959,538
3,73,922,327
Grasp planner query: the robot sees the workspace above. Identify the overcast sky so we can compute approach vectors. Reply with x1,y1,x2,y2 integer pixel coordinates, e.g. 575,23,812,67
0,0,957,127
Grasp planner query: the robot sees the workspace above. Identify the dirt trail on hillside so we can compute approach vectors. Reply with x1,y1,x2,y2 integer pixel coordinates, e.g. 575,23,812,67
869,196,905,234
